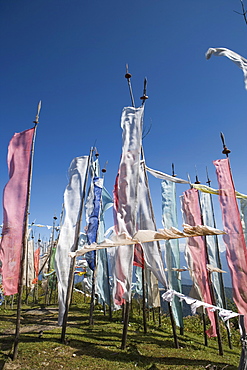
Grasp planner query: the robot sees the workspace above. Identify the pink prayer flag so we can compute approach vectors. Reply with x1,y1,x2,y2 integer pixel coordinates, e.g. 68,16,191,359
32,247,40,285
214,158,247,328
182,188,217,337
0,128,35,295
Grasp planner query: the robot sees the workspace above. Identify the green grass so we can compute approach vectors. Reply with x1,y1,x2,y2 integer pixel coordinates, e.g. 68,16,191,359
0,292,242,370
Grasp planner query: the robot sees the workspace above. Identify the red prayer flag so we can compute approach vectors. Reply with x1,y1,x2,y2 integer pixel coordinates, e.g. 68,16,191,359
0,128,35,295
182,188,217,337
32,247,40,285
133,243,144,268
214,158,247,329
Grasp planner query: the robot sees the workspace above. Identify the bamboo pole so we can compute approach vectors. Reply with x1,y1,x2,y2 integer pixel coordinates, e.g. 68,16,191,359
125,64,135,108
89,253,97,326
142,256,147,334
13,101,41,360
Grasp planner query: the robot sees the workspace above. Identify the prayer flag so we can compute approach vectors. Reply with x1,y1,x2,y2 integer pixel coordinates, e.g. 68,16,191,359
181,188,216,337
214,158,247,329
22,237,34,288
85,177,103,270
32,246,40,285
206,47,247,90
112,106,144,306
0,128,34,295
95,186,113,306
55,156,89,325
199,192,226,310
161,179,183,329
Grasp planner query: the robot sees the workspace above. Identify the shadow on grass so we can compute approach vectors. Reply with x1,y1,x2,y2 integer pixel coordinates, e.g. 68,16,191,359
0,305,240,370
0,334,14,369
8,327,239,370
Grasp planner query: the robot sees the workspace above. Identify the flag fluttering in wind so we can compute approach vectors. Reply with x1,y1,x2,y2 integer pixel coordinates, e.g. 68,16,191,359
32,246,40,285
85,176,103,270
55,156,89,325
70,223,225,255
112,106,144,306
95,186,113,306
181,188,217,337
199,191,226,310
22,237,34,288
162,179,183,329
214,158,247,329
0,128,35,296
136,162,167,289
206,47,247,90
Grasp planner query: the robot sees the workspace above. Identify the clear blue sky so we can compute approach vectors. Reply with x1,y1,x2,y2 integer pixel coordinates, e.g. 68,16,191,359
1,0,247,243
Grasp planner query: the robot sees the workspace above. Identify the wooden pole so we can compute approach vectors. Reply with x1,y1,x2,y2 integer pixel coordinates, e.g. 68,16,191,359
168,302,179,348
61,149,93,343
202,311,208,347
142,257,147,334
125,64,135,108
13,101,41,360
89,253,97,326
121,301,130,350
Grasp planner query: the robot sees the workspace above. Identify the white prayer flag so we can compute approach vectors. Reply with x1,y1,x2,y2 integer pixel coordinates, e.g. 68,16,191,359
55,156,89,325
206,47,247,90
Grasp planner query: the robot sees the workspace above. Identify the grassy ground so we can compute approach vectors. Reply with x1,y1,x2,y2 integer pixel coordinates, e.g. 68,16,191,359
0,292,242,370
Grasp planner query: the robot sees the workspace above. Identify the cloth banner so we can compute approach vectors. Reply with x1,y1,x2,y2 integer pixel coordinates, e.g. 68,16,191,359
206,47,247,90
137,162,167,307
192,182,247,200
0,127,35,295
112,106,144,305
214,158,247,329
162,289,239,322
146,165,189,184
181,188,217,337
22,238,34,288
55,156,89,325
85,177,103,270
240,198,247,245
95,186,113,306
161,179,183,329
145,268,161,308
199,191,226,310
137,162,167,292
133,243,144,268
32,247,40,284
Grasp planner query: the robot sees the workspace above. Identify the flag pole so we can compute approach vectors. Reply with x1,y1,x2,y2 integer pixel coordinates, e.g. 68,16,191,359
172,163,184,336
141,251,147,334
61,148,93,343
125,64,135,108
13,101,41,360
47,215,58,305
89,151,103,327
220,132,231,158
